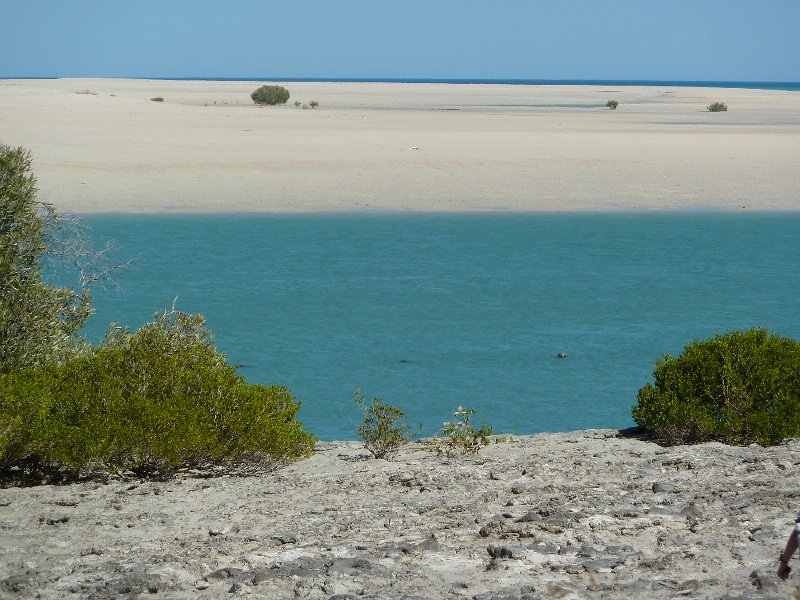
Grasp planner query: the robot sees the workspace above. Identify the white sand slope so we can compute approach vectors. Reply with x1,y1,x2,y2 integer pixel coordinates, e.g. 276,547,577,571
1,78,799,213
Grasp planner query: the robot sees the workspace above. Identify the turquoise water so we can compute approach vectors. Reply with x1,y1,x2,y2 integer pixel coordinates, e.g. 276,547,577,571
78,213,800,440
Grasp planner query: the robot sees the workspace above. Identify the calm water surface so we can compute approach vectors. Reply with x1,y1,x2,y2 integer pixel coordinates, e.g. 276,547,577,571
79,213,800,440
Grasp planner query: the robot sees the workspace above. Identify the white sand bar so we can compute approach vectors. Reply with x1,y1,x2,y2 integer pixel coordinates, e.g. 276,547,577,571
1,78,799,213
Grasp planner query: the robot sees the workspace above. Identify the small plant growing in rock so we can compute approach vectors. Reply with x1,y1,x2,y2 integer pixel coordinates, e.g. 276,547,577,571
150,97,164,102
355,390,412,459
606,100,618,110
309,100,319,109
430,406,493,457
251,85,290,106
707,102,727,112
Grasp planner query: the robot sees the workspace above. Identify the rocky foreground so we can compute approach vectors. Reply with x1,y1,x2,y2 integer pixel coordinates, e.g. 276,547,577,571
1,430,799,599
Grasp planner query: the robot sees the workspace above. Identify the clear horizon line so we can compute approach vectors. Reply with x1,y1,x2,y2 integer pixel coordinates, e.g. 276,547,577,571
3,75,800,87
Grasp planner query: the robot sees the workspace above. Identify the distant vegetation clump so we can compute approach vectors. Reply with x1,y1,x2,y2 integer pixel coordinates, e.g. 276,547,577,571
0,144,313,480
632,328,800,446
309,100,319,109
606,100,619,110
150,96,164,102
707,102,727,112
251,85,290,106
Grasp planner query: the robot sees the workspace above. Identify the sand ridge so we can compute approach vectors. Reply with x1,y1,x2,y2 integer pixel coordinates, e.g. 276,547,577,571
1,78,799,213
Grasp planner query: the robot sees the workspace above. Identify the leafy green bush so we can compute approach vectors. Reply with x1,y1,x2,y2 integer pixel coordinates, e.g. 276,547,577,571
0,145,92,372
251,85,290,106
429,406,493,457
632,328,800,446
606,100,618,110
309,100,319,109
0,311,314,477
707,102,727,112
150,97,164,102
355,390,412,459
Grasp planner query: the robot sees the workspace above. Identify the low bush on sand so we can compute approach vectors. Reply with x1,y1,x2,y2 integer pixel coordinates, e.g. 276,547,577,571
632,328,800,446
251,85,290,106
707,102,727,112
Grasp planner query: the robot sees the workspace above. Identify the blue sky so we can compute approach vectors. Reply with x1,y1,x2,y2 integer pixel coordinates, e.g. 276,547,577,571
3,0,799,81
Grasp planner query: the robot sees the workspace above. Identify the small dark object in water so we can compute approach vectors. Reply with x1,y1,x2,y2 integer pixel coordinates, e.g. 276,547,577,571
399,359,411,364
556,352,567,359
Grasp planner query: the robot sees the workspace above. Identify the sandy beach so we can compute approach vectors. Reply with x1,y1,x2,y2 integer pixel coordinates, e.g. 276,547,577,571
1,78,798,213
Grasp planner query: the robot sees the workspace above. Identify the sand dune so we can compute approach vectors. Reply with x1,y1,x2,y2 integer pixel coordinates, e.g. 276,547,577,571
1,78,798,213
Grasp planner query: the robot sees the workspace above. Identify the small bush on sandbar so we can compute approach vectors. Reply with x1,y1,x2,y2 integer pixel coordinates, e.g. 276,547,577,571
606,100,619,110
0,311,314,477
632,328,800,446
309,100,319,109
150,97,164,102
355,390,412,459
707,102,727,112
251,85,290,106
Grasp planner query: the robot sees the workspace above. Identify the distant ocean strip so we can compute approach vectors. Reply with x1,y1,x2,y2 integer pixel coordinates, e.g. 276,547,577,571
182,79,800,92
9,76,800,91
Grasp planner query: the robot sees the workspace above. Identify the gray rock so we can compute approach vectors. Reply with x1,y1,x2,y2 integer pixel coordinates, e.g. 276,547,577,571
652,481,674,493
473,585,537,600
749,568,780,592
329,557,378,576
582,557,624,572
487,544,527,559
398,533,439,554
526,541,559,555
39,514,70,525
107,571,163,595
204,567,246,581
515,511,541,523
681,502,703,520
275,532,298,544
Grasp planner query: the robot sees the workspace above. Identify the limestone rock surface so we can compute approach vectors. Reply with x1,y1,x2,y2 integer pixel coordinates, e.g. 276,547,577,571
1,430,799,599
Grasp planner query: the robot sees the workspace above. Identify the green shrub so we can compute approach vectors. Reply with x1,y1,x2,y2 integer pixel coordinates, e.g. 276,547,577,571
632,328,800,446
309,100,319,109
251,85,290,106
707,102,727,112
0,146,92,372
294,101,302,108
429,406,493,457
606,100,618,110
150,97,164,102
0,311,314,477
355,390,412,459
